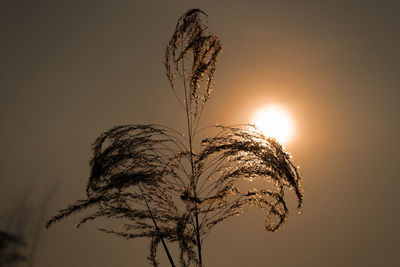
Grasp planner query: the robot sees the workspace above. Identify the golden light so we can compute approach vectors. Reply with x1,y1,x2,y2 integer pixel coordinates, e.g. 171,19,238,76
251,105,294,144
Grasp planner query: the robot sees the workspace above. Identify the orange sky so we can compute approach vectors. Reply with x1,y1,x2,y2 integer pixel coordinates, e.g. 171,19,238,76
1,1,399,266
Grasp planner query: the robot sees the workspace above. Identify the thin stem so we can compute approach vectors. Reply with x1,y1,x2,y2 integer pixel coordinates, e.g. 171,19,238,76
143,195,176,267
181,38,203,266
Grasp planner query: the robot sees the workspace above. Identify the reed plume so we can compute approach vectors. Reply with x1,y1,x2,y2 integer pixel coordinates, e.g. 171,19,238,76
47,9,303,267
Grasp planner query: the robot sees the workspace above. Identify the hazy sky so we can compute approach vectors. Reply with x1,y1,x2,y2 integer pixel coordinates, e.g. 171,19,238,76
1,1,399,266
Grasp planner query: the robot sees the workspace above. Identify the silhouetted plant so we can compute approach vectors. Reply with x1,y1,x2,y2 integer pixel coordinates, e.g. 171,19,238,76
47,9,303,267
0,183,57,267
0,230,26,266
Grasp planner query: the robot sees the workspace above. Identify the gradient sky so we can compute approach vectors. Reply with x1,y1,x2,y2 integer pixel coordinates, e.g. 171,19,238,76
1,1,399,266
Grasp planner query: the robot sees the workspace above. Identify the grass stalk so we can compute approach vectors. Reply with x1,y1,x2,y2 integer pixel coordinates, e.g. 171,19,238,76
143,197,176,267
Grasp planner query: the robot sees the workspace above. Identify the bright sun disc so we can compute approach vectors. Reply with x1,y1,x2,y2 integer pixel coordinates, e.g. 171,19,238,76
251,105,294,144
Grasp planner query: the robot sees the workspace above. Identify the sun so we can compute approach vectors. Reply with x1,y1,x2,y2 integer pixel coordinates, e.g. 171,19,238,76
251,105,294,144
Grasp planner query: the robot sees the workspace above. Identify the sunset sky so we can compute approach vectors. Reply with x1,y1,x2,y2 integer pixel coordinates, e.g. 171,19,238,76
1,1,399,266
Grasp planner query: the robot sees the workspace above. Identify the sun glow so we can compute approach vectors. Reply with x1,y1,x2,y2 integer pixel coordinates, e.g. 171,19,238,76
251,105,294,144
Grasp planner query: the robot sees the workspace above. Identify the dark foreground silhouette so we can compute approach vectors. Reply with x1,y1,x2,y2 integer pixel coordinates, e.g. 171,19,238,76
47,9,303,267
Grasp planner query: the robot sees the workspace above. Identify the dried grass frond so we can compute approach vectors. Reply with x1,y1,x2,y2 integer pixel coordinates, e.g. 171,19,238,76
47,8,303,267
165,8,222,120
